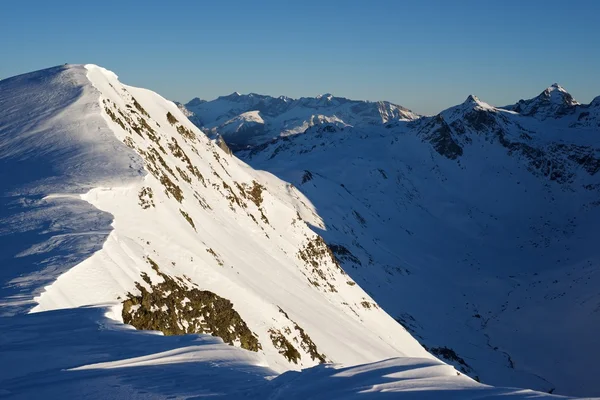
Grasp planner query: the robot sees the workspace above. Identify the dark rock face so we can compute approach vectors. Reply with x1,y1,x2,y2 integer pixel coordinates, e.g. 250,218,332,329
268,307,327,364
416,116,463,160
428,346,473,374
412,96,600,187
122,258,261,352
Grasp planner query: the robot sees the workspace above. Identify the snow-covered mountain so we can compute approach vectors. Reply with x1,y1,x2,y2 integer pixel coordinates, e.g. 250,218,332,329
238,85,600,396
0,64,432,368
182,92,418,149
0,65,595,399
504,83,580,120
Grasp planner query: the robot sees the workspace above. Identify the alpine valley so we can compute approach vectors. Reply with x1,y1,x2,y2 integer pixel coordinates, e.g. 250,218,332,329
1,64,598,399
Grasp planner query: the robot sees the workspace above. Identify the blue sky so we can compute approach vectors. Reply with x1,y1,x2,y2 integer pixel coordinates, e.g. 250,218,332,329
2,0,599,115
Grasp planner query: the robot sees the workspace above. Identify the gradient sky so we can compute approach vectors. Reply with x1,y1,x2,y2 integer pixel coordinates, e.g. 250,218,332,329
2,0,599,115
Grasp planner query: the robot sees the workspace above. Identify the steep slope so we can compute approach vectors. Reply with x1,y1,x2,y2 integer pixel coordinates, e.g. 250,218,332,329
0,65,595,399
239,91,600,396
0,64,434,374
183,92,418,149
2,66,440,371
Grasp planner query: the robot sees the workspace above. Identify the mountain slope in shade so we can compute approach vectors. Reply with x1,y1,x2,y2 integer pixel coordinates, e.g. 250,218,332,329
239,88,600,396
570,95,600,128
182,92,419,149
0,306,570,399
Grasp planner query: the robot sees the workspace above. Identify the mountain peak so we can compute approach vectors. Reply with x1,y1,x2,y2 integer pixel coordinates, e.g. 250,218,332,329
460,94,494,112
316,93,334,101
541,83,578,105
504,83,579,118
465,94,480,104
549,82,563,90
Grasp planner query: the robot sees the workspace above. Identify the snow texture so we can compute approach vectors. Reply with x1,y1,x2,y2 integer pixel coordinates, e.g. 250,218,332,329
0,65,597,399
239,86,600,396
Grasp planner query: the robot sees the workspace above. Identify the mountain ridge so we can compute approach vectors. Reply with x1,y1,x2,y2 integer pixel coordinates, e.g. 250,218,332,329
235,83,600,396
180,84,599,152
0,64,444,376
1,64,598,398
182,91,419,149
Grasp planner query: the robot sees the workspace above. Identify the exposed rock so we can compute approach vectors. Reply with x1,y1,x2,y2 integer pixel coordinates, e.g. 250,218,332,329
122,258,261,352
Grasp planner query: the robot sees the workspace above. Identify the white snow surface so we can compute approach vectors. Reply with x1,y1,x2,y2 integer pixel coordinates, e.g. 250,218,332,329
183,92,419,149
0,64,595,399
239,94,600,397
504,83,583,120
0,306,571,399
23,64,430,371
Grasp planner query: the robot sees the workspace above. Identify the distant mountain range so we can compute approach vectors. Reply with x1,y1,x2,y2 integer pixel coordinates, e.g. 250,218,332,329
180,85,600,151
1,64,598,398
179,92,418,150
179,84,600,396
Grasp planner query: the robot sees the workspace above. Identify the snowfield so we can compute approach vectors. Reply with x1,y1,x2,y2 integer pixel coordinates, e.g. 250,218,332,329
237,88,600,396
1,306,570,399
0,64,596,399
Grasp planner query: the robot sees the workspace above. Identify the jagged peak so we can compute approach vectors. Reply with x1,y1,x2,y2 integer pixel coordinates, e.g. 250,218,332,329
540,83,579,105
548,82,564,91
503,83,580,118
432,94,498,129
464,94,480,104
460,94,495,111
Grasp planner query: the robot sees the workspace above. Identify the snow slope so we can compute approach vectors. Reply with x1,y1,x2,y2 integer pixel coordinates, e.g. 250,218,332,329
0,306,570,399
239,88,600,396
183,92,418,149
0,63,432,372
0,65,595,399
0,65,143,316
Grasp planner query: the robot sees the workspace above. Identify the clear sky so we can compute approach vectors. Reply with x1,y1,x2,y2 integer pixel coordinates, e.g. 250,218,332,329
2,0,599,115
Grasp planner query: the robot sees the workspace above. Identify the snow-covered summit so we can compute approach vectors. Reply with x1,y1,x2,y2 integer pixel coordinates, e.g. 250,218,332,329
446,94,499,117
182,92,419,149
463,94,495,109
239,82,600,396
1,63,438,372
1,65,599,398
504,83,580,119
